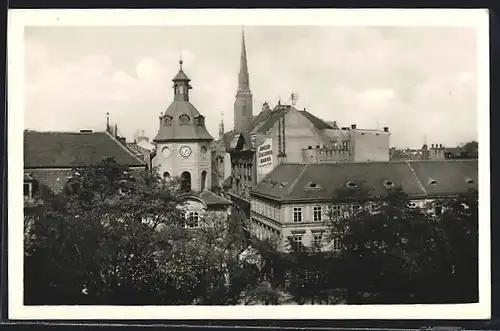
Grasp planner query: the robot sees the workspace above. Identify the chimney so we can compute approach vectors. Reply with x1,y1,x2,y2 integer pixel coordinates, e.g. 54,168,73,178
351,124,357,129
383,127,389,132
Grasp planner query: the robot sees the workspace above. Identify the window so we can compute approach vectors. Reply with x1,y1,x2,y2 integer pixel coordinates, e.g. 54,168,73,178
164,116,172,126
186,211,200,228
163,172,171,180
331,205,341,216
435,205,443,216
201,171,207,191
23,183,32,198
181,171,191,192
293,207,303,223
332,238,342,252
179,114,190,125
313,206,322,222
313,234,323,247
292,235,303,245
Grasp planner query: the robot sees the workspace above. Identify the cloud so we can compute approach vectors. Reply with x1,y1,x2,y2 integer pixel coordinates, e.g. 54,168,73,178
23,25,478,148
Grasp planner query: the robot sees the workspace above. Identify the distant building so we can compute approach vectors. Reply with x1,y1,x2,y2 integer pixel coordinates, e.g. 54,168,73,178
23,129,147,202
250,160,478,252
226,102,391,218
210,115,232,190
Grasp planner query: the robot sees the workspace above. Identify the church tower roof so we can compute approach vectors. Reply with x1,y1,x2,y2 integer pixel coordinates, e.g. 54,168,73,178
153,60,213,143
238,28,250,92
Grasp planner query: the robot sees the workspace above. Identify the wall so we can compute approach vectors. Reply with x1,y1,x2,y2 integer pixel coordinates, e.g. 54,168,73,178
302,146,350,163
351,129,390,162
269,108,329,164
152,141,211,192
256,137,274,182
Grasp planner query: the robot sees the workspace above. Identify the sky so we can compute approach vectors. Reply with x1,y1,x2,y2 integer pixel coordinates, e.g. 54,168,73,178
24,25,478,149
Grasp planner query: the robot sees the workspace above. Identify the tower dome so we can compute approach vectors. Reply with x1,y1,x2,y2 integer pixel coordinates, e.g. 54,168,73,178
153,60,214,143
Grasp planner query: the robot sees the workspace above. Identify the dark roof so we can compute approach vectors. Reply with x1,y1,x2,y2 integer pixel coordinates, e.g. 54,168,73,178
154,101,213,142
251,160,478,202
24,131,146,168
254,105,290,134
199,190,232,206
173,69,190,81
126,142,150,155
299,110,334,130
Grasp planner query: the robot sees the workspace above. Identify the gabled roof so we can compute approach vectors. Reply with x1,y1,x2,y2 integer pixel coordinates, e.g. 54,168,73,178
24,131,146,168
299,110,334,130
251,160,478,202
126,142,150,155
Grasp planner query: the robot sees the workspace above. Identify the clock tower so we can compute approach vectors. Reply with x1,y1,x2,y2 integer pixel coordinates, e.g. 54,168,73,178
152,59,214,193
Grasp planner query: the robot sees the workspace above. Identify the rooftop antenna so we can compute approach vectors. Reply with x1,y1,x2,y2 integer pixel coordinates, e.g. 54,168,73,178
290,92,299,106
179,44,183,68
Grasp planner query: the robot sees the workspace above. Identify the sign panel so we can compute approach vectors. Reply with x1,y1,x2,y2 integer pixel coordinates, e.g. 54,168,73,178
257,138,274,182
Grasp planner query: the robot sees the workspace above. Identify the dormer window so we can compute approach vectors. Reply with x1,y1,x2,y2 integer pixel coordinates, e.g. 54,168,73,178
428,178,438,186
179,114,190,125
465,177,475,185
384,180,395,189
164,116,172,126
306,182,322,190
195,115,205,126
346,181,358,189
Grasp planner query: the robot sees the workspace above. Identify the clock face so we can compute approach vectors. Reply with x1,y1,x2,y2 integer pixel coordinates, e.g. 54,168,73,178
180,145,192,158
161,146,170,158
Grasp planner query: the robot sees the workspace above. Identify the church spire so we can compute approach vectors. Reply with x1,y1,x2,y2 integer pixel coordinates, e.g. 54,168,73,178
234,27,253,132
219,112,225,140
238,27,250,91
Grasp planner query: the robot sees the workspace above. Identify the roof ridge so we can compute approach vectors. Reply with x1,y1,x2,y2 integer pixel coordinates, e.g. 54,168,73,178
405,161,427,195
104,131,147,166
286,163,310,196
24,130,104,134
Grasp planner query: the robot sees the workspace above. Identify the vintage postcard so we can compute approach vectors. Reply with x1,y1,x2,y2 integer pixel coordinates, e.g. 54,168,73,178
8,8,490,320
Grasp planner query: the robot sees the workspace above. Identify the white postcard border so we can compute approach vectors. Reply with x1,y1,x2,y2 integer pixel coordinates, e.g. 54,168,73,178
8,8,491,320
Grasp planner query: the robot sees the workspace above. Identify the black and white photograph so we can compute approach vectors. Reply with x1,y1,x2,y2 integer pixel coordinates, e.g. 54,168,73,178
8,9,489,320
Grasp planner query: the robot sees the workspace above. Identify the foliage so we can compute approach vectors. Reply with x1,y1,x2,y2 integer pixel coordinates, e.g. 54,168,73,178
24,157,259,305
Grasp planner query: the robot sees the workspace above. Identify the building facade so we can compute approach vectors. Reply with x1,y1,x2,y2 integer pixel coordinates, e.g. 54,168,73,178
249,160,478,252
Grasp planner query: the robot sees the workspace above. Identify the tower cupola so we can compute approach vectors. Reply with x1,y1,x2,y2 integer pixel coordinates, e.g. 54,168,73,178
172,59,192,102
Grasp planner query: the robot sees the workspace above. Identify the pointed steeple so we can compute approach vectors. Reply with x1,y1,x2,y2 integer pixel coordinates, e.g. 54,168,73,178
238,27,250,91
234,27,253,132
219,112,225,140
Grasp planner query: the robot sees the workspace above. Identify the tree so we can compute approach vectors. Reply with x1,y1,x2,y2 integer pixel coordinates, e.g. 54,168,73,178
24,158,186,305
323,182,479,304
24,157,264,305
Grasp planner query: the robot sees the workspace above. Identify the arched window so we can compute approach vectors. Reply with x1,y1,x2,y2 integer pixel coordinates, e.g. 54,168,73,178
164,116,172,126
181,171,191,192
179,114,190,125
163,172,171,181
201,170,207,191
